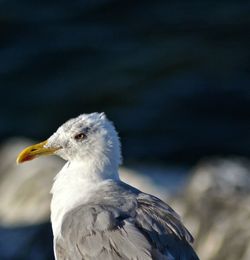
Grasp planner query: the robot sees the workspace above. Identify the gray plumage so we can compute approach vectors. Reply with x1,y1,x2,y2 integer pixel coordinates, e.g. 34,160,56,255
55,180,199,260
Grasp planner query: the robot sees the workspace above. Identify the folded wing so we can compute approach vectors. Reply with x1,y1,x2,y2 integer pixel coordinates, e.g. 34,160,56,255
55,183,199,260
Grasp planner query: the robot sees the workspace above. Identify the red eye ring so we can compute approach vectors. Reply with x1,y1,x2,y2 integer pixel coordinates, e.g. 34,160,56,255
74,133,87,140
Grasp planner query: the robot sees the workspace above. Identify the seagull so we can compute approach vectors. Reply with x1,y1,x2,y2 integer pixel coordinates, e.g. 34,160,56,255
17,112,199,260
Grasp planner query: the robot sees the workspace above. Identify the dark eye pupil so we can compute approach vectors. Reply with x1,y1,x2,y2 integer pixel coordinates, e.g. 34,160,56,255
74,133,86,140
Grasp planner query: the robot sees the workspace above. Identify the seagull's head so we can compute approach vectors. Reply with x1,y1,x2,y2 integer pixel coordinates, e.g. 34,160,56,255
17,113,122,167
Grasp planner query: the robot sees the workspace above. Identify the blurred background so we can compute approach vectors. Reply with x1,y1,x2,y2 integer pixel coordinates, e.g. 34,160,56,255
0,0,250,259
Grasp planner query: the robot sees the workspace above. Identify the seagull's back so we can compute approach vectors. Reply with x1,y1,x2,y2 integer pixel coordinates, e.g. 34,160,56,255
55,180,198,260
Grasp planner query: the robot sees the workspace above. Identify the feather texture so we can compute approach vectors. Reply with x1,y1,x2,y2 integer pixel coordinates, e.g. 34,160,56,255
55,180,198,260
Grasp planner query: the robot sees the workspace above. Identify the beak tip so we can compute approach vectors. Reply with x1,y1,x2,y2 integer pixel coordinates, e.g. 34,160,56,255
16,158,22,164
16,155,24,165
16,153,34,165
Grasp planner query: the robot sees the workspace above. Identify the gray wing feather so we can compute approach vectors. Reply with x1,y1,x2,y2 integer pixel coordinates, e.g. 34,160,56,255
57,205,152,260
55,181,199,260
135,194,198,259
136,193,194,242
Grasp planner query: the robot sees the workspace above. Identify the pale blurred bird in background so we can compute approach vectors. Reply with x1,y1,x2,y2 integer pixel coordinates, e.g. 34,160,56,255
17,112,199,260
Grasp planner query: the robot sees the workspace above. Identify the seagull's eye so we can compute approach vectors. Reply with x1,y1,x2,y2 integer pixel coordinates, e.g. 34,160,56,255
74,133,87,141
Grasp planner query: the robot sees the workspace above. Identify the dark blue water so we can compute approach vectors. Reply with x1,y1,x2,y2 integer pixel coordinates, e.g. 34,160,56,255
0,223,54,260
0,1,249,162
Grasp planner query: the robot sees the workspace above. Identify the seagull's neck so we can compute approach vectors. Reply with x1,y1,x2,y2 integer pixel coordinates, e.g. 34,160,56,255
53,155,120,188
50,156,120,237
68,158,119,181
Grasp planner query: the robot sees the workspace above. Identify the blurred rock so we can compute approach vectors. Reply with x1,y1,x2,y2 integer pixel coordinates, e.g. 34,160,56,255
120,164,188,200
0,138,63,226
172,158,250,260
0,138,63,260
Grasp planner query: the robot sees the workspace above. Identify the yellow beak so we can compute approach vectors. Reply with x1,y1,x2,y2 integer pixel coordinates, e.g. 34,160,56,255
16,140,61,164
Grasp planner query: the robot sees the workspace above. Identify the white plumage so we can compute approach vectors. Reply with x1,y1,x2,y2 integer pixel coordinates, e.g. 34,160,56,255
17,112,199,260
